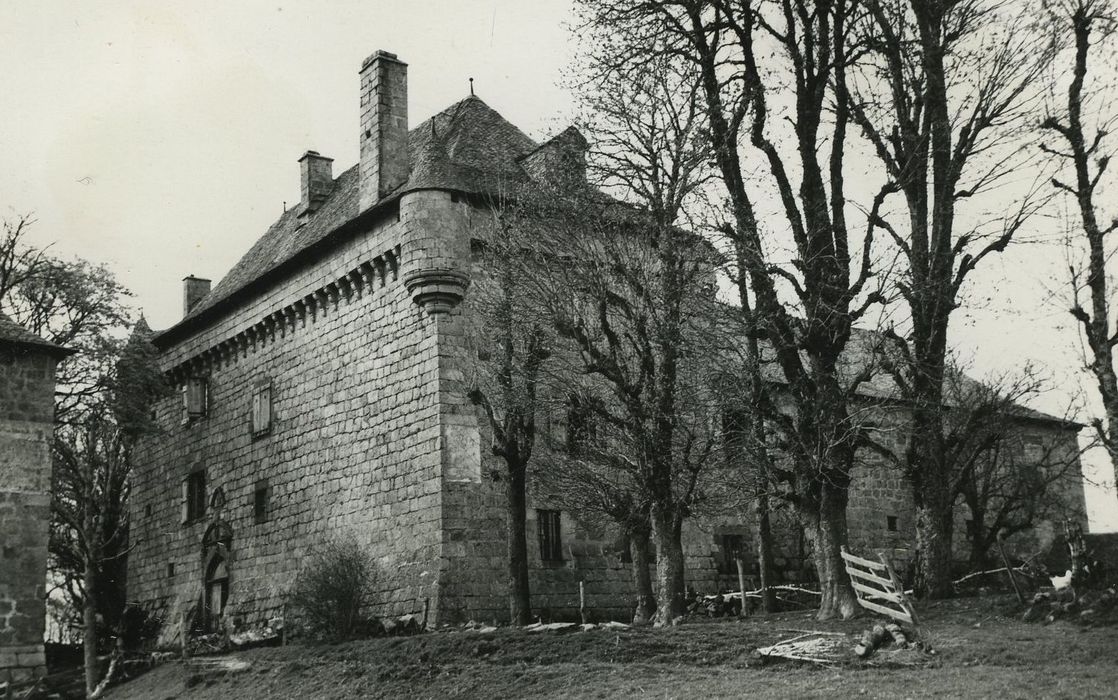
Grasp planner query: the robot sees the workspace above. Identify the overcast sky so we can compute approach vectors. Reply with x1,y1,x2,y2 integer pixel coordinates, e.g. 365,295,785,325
3,0,1116,531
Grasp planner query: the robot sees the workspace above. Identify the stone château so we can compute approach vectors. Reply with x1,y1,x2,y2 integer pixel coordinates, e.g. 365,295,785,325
128,50,1087,638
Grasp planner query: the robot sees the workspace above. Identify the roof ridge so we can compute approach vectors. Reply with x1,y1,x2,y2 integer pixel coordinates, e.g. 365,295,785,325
0,311,73,357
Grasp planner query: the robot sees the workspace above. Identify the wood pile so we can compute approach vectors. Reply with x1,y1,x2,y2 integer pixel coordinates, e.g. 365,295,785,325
1022,586,1118,625
853,623,912,658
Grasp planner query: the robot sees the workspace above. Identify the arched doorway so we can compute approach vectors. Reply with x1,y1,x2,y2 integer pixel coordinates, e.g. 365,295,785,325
201,520,233,632
204,556,229,632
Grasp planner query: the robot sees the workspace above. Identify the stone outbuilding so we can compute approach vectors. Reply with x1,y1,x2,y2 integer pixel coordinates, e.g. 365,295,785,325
0,313,71,684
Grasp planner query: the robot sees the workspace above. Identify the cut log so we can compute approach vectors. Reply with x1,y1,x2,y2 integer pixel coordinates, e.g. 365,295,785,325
854,624,888,658
884,623,909,647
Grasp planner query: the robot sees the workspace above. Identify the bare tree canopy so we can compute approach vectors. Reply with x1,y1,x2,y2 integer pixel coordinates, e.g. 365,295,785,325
575,0,909,619
1042,0,1118,486
842,0,1055,597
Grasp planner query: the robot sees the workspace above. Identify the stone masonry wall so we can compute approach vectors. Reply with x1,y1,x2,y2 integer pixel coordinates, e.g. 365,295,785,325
130,180,1092,635
0,350,56,683
130,204,451,641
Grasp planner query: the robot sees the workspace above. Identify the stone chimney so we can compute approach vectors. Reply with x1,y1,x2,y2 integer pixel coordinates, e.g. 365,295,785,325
299,150,334,214
182,275,211,316
359,50,409,212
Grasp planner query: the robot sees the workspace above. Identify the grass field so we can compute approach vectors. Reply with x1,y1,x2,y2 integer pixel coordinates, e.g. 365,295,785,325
105,595,1118,699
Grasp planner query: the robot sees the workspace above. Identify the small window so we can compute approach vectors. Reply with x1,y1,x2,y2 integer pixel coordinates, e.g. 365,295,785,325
1023,437,1044,463
251,380,273,436
253,480,270,524
183,377,208,422
565,395,598,456
538,509,563,562
144,503,152,518
720,534,746,573
181,470,206,524
886,515,898,532
209,486,226,512
167,562,175,577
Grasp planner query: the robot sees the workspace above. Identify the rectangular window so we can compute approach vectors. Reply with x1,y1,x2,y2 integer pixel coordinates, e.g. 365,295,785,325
251,380,273,436
886,515,898,532
720,534,745,573
183,377,208,422
565,395,598,456
538,509,563,562
181,470,206,524
1023,437,1044,463
253,479,270,524
167,563,175,577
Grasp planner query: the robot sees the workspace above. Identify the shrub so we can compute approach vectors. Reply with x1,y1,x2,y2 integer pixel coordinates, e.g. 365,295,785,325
290,536,377,640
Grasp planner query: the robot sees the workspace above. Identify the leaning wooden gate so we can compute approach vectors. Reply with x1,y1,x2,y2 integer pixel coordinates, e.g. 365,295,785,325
840,546,919,626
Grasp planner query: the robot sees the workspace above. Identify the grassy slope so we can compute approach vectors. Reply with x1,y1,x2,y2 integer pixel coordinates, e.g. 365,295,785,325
106,597,1118,699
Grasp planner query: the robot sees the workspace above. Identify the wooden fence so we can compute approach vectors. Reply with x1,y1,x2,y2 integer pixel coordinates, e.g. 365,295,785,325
840,546,919,627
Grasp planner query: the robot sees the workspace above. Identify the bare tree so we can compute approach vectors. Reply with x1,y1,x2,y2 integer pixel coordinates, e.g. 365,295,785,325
51,321,167,698
2,215,161,694
500,177,722,625
1,214,131,421
1041,0,1118,480
577,0,898,619
52,409,130,698
532,50,721,625
465,213,553,626
848,0,1054,597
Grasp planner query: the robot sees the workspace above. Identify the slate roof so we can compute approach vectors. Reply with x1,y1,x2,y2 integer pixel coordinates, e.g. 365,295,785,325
730,321,1076,428
159,96,539,341
0,312,73,358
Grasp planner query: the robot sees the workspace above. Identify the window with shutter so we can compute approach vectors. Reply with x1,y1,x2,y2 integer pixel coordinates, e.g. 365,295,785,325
180,479,189,524
183,377,208,422
182,470,206,524
251,380,272,436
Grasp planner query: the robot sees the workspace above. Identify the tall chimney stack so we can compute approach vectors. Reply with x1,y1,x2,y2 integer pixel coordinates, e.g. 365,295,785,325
182,275,211,316
299,150,334,215
359,50,409,212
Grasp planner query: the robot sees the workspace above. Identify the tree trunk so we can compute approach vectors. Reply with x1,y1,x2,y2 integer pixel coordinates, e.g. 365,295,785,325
805,486,859,620
506,462,532,626
755,491,777,613
964,494,991,570
650,509,686,627
83,558,99,699
629,529,655,625
914,482,955,599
